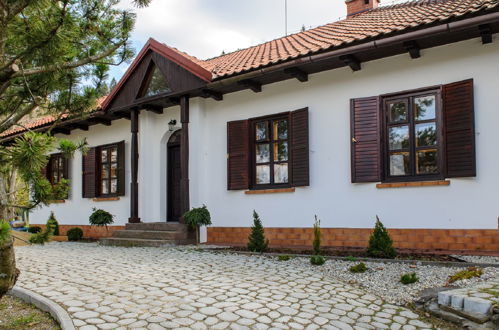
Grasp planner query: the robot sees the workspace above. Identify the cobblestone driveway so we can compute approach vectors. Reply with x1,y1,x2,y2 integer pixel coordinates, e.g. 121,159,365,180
15,243,434,329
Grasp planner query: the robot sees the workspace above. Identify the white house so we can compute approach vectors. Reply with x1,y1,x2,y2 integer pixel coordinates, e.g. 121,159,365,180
3,0,499,252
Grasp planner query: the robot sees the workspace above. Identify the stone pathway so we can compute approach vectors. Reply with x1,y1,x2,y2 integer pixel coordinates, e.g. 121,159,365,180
15,243,435,329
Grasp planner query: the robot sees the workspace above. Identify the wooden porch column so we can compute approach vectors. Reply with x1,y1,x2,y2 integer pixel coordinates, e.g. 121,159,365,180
129,107,140,223
180,96,190,220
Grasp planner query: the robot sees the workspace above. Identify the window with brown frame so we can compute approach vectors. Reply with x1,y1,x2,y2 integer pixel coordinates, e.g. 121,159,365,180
227,108,309,191
48,153,68,185
99,144,119,196
350,79,475,184
383,90,442,181
252,115,290,187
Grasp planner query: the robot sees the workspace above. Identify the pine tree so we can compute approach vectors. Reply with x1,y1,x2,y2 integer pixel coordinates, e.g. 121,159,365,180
312,215,321,255
247,211,268,253
367,216,397,259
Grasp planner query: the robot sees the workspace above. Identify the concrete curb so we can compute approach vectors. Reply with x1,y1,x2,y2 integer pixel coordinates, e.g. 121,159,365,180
8,286,75,330
204,249,499,268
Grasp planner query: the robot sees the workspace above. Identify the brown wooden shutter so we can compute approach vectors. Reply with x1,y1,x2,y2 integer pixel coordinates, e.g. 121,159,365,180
41,158,50,181
227,120,249,190
82,147,97,198
443,79,476,178
117,140,126,196
62,157,69,180
291,108,309,187
350,96,381,183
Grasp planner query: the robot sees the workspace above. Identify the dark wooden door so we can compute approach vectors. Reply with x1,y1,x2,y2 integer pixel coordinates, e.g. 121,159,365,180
167,145,182,222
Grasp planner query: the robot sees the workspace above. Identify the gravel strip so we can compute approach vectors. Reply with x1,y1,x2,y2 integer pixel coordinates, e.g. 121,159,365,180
451,255,499,264
318,259,499,305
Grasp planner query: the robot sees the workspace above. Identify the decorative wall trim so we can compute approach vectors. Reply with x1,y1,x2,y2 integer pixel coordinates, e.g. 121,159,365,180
376,180,450,189
207,227,499,252
92,197,120,202
37,225,124,239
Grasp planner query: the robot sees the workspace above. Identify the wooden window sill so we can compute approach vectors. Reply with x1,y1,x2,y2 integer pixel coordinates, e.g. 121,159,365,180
376,180,450,189
245,187,295,195
48,200,65,204
93,197,120,202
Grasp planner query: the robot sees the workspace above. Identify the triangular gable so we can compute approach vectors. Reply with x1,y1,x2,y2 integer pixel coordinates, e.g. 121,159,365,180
102,38,212,111
137,61,172,98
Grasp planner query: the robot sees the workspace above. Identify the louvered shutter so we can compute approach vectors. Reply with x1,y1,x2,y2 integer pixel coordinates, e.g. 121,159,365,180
41,158,50,181
291,108,309,186
350,96,381,183
443,79,476,177
227,120,249,190
117,141,126,196
62,157,69,180
82,147,97,198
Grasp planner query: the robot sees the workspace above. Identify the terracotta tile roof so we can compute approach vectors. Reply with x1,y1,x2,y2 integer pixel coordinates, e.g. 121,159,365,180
0,96,107,138
196,0,499,78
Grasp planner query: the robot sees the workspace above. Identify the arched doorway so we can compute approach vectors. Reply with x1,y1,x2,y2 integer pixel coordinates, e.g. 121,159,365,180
167,130,182,222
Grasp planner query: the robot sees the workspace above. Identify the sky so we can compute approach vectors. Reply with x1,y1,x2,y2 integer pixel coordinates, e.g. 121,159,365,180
110,0,407,81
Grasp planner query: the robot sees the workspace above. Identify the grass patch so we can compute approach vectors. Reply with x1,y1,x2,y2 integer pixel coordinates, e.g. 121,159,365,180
448,267,483,284
0,296,60,330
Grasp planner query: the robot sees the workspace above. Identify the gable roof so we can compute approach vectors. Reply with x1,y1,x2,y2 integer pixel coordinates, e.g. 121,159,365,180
176,0,499,79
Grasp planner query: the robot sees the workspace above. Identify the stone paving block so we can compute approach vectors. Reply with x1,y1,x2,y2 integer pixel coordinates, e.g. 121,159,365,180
463,296,492,315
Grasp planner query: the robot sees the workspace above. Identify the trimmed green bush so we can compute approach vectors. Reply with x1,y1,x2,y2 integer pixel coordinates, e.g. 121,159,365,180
310,255,325,266
278,255,291,261
46,211,59,235
400,272,419,285
67,227,84,241
89,208,114,228
27,226,42,234
367,216,397,259
247,211,268,253
183,205,212,244
29,228,52,245
349,262,367,273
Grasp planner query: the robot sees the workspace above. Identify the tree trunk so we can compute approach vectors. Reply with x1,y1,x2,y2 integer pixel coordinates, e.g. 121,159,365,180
0,168,17,221
0,239,19,300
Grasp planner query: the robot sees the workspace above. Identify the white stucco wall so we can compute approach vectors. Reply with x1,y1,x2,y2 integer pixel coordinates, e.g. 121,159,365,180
30,36,499,233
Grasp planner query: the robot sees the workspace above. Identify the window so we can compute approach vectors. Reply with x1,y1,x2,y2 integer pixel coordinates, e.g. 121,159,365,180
384,90,441,180
99,145,119,196
227,108,309,191
82,141,125,198
138,62,171,98
48,153,68,184
252,116,290,186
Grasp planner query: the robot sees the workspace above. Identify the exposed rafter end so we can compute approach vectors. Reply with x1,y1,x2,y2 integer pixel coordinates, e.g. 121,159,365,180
169,97,180,105
403,40,421,59
52,127,71,135
72,124,89,131
112,110,131,120
339,55,361,71
284,67,308,82
238,79,262,93
89,117,112,126
479,24,493,44
144,104,164,114
201,89,223,101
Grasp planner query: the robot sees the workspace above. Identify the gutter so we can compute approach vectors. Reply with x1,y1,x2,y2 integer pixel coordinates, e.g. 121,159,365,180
207,10,499,89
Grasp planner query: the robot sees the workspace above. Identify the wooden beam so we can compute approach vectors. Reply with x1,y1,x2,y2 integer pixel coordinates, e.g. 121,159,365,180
72,123,89,131
238,79,262,93
129,108,140,223
201,89,223,101
479,24,493,44
284,68,308,82
88,117,112,126
52,127,71,135
403,40,421,59
169,97,180,105
144,104,164,114
113,110,131,120
339,55,361,71
180,96,190,219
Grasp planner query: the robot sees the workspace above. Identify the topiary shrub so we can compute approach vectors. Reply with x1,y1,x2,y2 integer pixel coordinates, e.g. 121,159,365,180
349,262,367,273
400,272,419,285
278,255,291,261
89,208,114,229
247,211,268,253
183,205,212,244
312,215,321,256
27,226,42,234
67,227,84,241
367,216,397,259
310,255,326,266
29,228,52,245
46,211,59,235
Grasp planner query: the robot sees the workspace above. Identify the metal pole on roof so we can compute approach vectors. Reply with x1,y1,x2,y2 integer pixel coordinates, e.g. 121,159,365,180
285,0,288,35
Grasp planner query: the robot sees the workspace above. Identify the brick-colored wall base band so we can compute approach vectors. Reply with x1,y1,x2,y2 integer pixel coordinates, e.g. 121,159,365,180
207,227,499,252
36,225,124,239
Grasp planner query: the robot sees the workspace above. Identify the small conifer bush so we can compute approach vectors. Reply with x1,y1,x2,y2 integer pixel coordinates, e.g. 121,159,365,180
278,255,291,261
27,226,42,234
46,211,59,235
400,272,419,285
183,205,212,244
67,227,84,241
247,211,268,253
310,255,325,265
349,262,367,273
29,227,52,245
312,215,321,256
367,216,397,259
